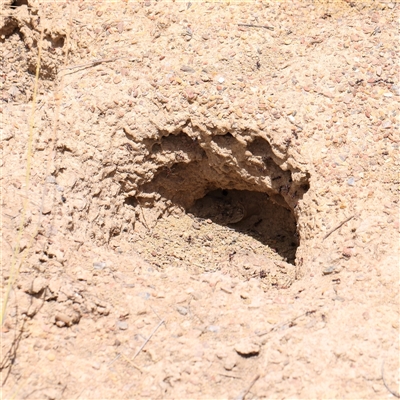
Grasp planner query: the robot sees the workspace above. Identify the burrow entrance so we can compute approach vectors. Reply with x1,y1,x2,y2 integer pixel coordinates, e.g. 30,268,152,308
188,189,298,263
123,129,309,288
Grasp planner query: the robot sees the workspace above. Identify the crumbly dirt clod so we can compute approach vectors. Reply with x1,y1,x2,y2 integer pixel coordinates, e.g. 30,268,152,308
1,0,399,399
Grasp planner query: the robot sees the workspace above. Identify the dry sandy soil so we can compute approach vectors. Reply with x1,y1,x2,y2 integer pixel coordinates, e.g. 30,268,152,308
1,0,399,399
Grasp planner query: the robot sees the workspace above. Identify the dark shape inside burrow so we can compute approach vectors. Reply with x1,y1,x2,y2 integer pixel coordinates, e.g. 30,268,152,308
187,188,299,264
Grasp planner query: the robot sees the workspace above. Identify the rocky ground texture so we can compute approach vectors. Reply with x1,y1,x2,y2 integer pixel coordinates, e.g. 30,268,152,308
1,0,399,399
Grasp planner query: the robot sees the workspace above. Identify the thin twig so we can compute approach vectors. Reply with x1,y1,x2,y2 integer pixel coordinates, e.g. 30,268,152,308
108,320,165,367
61,56,137,74
75,388,86,399
121,354,143,373
238,23,274,31
150,305,163,322
132,319,165,361
136,197,152,233
60,57,120,70
107,353,121,368
218,373,242,379
235,374,260,400
382,360,400,398
323,215,355,240
191,262,207,269
256,310,317,337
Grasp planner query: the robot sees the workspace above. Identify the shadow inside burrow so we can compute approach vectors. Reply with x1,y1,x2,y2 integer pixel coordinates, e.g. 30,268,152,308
187,189,299,264
126,185,300,264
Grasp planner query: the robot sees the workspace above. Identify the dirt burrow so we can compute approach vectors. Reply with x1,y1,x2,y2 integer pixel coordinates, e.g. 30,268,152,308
1,0,399,399
55,117,310,286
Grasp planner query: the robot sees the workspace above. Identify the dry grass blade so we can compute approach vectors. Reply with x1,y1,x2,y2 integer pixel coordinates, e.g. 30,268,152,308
382,360,400,398
1,24,44,327
235,374,260,400
132,319,165,361
323,215,355,240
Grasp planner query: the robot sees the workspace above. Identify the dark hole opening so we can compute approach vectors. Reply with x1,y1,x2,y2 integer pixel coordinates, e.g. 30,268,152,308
151,143,162,153
124,196,138,208
12,0,28,6
0,18,19,39
51,36,65,48
187,189,298,264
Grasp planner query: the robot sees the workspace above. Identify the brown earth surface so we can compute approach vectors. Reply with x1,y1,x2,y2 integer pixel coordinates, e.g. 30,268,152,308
1,0,399,399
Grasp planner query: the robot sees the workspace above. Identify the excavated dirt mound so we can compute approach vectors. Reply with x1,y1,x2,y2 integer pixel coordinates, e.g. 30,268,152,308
1,1,399,399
